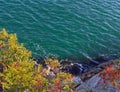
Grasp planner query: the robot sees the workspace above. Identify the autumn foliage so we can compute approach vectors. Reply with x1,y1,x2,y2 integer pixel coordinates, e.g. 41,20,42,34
0,29,75,92
99,60,120,91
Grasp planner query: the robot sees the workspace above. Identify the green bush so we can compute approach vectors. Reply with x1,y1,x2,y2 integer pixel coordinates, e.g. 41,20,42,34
0,29,75,92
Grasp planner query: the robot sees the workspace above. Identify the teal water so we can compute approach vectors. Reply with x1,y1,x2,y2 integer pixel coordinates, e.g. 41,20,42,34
0,0,120,60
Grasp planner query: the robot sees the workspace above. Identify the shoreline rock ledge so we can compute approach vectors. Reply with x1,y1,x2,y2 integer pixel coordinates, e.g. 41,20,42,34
76,74,118,92
60,58,119,92
34,56,119,92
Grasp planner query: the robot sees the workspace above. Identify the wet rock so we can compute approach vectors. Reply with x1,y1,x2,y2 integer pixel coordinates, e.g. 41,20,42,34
85,55,110,66
93,55,110,63
69,63,85,76
87,58,100,65
60,63,89,76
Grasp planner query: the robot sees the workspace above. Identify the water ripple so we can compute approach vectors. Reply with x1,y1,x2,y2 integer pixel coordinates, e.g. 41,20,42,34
0,0,120,60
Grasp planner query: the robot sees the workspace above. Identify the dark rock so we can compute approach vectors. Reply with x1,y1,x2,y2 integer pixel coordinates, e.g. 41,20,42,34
34,57,45,64
0,87,2,92
60,63,88,76
70,63,85,76
86,55,110,66
93,55,109,63
86,57,99,65
60,65,71,73
33,56,47,67
60,59,72,66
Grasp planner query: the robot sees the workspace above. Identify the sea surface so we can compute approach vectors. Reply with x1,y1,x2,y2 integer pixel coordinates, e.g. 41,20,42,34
0,0,120,60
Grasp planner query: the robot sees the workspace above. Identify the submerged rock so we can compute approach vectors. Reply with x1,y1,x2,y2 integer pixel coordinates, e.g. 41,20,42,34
93,55,110,63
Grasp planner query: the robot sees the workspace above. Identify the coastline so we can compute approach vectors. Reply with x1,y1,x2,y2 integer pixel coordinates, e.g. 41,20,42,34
33,55,115,80
0,29,120,92
34,55,119,92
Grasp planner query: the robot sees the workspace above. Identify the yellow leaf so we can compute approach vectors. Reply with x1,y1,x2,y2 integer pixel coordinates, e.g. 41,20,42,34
2,28,8,36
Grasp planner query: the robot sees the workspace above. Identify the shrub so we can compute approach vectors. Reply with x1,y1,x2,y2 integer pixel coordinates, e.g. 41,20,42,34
0,28,32,66
0,29,75,92
99,59,120,91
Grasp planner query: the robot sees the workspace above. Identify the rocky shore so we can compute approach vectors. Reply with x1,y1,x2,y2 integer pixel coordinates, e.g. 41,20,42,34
34,55,111,77
34,55,119,92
